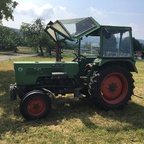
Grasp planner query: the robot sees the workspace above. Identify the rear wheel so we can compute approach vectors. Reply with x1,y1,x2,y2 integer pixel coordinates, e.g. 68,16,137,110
89,65,134,110
20,90,52,120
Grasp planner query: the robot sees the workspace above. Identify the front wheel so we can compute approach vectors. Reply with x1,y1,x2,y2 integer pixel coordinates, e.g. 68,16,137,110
89,65,135,110
20,90,52,120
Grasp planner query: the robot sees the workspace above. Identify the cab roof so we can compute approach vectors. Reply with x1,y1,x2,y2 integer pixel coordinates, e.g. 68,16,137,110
45,17,131,42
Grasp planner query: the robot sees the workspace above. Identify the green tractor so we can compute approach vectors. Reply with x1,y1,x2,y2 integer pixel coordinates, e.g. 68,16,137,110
10,17,137,120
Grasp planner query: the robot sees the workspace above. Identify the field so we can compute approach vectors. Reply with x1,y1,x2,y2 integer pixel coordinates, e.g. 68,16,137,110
0,55,144,144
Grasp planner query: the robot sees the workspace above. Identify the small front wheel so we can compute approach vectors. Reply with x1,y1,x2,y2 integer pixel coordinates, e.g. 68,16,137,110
20,90,52,120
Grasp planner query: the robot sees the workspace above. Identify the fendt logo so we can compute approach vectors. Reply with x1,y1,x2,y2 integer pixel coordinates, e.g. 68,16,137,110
18,67,23,72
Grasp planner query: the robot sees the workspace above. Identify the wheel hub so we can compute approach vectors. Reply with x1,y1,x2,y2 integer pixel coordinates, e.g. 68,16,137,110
101,74,122,100
33,103,39,109
108,82,118,93
28,99,45,116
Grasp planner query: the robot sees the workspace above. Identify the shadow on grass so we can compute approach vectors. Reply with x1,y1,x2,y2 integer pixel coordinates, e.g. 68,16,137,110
44,97,144,130
0,70,144,136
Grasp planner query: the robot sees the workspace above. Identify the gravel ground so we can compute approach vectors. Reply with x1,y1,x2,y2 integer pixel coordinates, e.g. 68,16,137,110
0,54,37,61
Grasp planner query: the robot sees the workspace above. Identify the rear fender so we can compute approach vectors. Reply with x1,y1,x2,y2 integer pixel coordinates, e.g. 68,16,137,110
93,59,138,73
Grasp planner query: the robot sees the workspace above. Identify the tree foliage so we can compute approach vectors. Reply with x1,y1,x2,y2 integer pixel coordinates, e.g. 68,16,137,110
103,34,117,52
0,0,18,20
133,37,142,52
20,18,55,56
120,37,131,53
141,44,144,51
0,25,22,51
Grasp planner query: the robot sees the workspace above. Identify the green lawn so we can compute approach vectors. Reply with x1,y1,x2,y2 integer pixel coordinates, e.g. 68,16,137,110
0,56,144,144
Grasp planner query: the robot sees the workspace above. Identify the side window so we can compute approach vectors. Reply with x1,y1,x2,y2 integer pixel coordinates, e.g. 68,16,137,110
120,32,131,56
103,34,117,57
103,30,132,57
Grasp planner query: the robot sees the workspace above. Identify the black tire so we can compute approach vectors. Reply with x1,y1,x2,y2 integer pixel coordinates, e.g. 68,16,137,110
20,90,52,120
89,65,134,110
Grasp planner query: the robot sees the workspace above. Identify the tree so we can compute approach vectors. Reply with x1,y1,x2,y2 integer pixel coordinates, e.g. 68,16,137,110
84,42,91,49
0,0,18,20
120,37,131,53
0,20,2,25
141,44,144,51
132,37,142,52
20,18,54,56
0,25,22,51
103,34,117,52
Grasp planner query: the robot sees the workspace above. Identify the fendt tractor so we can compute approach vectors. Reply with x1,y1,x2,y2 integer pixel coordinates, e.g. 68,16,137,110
10,17,137,120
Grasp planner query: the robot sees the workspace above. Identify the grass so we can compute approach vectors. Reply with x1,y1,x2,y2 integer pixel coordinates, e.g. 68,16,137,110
0,47,75,58
0,56,144,144
0,47,35,55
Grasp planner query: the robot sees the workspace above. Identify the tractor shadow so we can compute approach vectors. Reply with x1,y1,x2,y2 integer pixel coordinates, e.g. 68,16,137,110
0,70,144,136
0,91,144,136
47,96,144,130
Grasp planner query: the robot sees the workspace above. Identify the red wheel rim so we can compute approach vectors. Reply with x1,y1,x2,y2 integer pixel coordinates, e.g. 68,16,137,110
101,72,128,104
27,98,46,116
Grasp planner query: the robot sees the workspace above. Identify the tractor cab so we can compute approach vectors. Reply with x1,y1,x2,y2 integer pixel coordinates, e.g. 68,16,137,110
45,17,137,75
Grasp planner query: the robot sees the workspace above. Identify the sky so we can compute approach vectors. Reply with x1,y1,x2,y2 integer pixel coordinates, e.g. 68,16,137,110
2,0,144,39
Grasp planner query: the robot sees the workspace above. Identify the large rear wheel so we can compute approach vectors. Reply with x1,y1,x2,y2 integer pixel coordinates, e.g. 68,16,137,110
20,90,52,120
89,65,134,110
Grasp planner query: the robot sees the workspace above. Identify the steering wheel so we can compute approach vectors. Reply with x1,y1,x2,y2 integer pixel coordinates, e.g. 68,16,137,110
72,53,86,62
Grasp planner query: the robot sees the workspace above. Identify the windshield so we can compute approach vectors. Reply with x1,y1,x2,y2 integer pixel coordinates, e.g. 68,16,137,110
102,29,132,57
45,17,100,41
59,17,97,37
